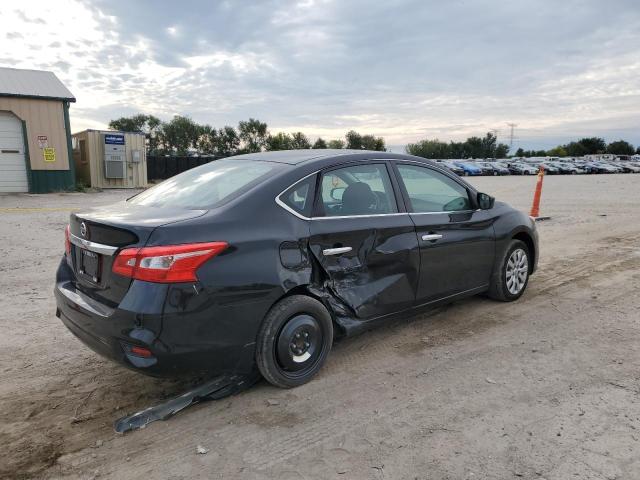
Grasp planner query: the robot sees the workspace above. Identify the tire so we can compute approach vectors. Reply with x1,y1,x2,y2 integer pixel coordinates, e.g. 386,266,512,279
256,295,333,388
487,240,530,302
464,171,469,176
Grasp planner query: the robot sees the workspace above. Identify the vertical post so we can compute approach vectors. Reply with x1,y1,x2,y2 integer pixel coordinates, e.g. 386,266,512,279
529,166,545,218
63,101,77,187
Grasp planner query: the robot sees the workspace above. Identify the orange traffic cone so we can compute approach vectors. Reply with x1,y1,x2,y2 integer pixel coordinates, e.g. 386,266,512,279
529,166,550,220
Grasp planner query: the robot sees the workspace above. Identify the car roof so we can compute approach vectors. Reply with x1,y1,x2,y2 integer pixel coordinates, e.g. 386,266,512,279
227,149,430,166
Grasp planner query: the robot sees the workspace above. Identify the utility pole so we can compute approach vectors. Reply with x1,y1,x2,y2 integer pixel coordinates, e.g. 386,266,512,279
506,123,517,149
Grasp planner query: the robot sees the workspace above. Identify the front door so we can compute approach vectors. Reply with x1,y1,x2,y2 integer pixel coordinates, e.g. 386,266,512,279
308,162,419,320
392,162,496,304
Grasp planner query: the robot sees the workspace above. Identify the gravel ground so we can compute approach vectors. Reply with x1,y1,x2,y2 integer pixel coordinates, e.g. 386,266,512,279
1,174,639,480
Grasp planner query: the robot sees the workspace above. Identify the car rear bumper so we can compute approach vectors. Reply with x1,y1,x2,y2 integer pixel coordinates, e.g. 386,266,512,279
54,258,257,378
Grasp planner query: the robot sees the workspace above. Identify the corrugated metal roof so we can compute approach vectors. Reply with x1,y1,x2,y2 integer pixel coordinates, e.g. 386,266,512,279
0,67,75,102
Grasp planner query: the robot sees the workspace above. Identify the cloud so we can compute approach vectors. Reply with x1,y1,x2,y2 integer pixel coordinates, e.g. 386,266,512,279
1,0,639,150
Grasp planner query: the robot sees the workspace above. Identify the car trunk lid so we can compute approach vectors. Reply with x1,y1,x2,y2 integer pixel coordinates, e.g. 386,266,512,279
68,202,206,305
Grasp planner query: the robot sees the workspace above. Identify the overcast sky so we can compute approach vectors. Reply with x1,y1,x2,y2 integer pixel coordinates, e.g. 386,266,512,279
1,0,639,151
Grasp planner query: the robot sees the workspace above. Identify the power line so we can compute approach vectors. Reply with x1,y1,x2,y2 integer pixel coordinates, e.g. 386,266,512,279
506,123,517,149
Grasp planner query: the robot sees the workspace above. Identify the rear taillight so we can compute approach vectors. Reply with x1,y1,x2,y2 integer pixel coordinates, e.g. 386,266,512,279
65,225,71,255
112,242,228,283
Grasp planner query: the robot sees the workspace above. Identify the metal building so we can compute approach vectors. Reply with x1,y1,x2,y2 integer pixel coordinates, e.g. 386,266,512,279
0,67,76,193
72,130,147,189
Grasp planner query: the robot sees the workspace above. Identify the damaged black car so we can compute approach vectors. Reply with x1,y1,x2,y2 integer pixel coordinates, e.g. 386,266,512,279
55,150,538,388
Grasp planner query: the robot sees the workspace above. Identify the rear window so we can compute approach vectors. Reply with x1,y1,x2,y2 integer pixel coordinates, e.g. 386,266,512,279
129,159,279,209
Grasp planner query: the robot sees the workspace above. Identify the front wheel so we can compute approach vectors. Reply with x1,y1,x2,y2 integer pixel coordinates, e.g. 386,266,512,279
488,240,530,301
256,295,333,388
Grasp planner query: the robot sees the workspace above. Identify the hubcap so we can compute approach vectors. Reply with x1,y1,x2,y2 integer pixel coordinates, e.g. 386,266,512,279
506,248,528,295
276,314,322,372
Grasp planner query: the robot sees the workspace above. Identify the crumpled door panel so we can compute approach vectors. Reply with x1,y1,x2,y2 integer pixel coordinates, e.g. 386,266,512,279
309,217,420,324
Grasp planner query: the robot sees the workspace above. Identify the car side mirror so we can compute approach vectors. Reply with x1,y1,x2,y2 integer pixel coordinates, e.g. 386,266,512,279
330,187,345,201
477,192,495,209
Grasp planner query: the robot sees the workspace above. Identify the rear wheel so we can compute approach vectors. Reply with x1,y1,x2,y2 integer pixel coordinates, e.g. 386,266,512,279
256,295,333,388
488,240,530,302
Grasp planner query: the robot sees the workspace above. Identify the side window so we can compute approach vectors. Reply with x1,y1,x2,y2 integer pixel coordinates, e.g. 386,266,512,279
397,164,471,213
319,164,397,217
279,175,315,218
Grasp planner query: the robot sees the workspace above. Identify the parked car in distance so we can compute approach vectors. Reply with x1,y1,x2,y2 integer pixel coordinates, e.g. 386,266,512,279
621,162,640,173
547,161,579,174
476,161,510,176
583,161,618,174
507,162,538,175
533,162,559,174
601,162,625,173
438,160,465,176
453,161,483,176
55,150,539,388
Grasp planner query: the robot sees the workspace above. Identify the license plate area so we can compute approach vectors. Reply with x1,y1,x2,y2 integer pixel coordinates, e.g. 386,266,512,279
79,248,101,283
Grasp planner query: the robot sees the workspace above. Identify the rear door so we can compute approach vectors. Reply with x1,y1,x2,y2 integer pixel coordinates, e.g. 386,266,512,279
392,162,495,304
308,162,419,320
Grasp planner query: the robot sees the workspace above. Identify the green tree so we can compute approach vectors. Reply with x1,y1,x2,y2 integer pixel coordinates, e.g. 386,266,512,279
238,118,268,153
547,146,567,157
290,132,311,149
606,140,635,155
406,139,450,159
109,114,162,154
361,134,386,151
195,125,218,155
448,141,467,158
345,130,385,151
266,132,293,151
158,116,200,155
495,143,510,158
345,130,363,149
563,141,587,157
515,147,525,157
312,138,327,149
328,139,345,149
480,132,497,158
108,114,149,132
465,136,484,158
577,137,606,154
216,126,240,157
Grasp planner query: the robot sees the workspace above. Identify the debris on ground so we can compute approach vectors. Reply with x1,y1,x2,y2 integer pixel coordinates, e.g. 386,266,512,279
114,373,260,433
196,445,209,455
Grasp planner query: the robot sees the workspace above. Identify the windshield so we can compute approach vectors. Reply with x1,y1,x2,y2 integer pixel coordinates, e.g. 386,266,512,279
129,159,280,209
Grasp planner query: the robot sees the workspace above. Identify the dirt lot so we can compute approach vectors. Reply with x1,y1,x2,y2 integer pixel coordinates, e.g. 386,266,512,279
1,174,639,480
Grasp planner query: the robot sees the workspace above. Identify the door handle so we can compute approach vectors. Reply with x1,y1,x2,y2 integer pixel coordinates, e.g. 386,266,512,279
323,246,352,256
422,234,443,241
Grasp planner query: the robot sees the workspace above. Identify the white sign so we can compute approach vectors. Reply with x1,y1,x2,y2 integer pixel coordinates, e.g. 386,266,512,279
37,135,48,148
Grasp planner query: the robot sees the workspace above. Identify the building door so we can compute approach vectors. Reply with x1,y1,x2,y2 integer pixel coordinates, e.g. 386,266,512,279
0,111,29,192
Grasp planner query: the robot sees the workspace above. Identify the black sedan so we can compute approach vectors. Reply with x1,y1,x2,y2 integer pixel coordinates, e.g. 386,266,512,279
477,161,510,175
56,150,538,388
